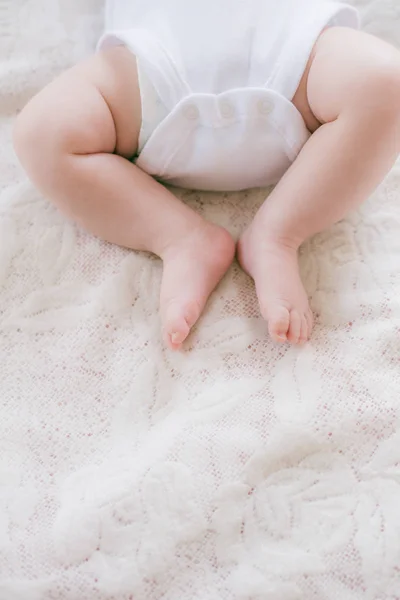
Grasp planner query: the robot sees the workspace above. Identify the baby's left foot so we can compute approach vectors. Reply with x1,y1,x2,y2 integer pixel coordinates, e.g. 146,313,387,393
237,226,313,345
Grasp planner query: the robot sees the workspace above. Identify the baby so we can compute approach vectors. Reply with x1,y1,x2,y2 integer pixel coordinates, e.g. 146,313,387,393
13,0,400,350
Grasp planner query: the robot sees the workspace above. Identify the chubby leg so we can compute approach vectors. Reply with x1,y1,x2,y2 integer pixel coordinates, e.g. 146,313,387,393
14,47,235,350
238,27,400,344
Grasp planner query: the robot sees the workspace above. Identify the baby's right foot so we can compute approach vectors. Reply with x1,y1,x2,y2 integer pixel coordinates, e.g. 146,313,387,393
160,222,235,350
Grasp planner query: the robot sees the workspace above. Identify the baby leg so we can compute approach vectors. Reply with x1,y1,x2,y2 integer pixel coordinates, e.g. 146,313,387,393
238,27,400,344
14,47,235,349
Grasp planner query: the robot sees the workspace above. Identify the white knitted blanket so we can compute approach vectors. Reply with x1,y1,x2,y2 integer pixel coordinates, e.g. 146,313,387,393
1,1,400,598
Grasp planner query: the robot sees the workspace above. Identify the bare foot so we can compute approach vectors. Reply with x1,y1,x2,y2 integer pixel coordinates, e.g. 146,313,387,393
237,227,313,345
160,222,235,350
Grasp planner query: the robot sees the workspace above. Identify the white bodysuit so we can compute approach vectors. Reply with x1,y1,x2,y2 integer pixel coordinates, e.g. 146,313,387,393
98,0,359,192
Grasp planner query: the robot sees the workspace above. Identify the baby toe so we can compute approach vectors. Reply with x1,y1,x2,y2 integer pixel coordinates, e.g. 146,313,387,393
163,306,190,350
287,309,302,345
165,321,190,350
266,305,291,343
163,299,199,350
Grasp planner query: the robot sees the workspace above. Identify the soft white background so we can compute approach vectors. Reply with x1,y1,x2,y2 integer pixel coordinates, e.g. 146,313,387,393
1,1,400,598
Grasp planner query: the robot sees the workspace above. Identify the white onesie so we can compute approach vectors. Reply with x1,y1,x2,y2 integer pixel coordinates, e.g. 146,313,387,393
98,0,359,192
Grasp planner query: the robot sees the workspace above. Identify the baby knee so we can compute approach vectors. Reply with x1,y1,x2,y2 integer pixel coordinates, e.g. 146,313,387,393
356,60,400,121
372,63,400,102
13,97,62,180
13,104,40,167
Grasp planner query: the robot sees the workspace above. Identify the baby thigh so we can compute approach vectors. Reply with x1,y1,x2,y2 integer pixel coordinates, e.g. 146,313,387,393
283,26,400,244
307,26,400,130
12,46,196,255
13,47,142,232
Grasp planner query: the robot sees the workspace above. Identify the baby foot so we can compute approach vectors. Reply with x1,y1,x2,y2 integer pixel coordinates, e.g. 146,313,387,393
160,222,235,350
237,228,313,344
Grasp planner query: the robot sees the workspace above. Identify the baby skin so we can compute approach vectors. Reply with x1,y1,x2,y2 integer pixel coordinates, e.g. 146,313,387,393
14,27,400,349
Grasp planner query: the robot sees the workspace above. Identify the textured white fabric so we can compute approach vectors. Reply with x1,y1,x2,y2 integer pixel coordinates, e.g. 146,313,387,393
1,1,400,599
99,0,359,191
